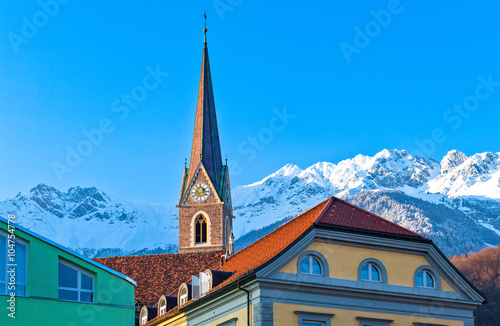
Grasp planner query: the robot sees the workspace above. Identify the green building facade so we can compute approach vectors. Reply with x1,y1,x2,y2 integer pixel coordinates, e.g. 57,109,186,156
0,216,136,326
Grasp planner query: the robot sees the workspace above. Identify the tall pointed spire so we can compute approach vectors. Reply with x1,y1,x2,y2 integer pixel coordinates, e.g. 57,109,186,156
178,19,234,253
186,17,224,197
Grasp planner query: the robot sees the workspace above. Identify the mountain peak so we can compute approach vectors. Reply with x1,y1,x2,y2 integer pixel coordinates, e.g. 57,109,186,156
304,162,336,174
67,186,109,203
274,163,302,177
29,184,63,200
30,183,59,194
441,150,468,174
374,148,393,158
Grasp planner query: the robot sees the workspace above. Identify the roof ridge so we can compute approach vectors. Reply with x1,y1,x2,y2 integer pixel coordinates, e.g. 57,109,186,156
314,196,335,222
325,196,424,238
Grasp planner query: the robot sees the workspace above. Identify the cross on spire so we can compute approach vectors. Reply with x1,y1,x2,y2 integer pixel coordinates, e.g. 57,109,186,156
204,12,208,44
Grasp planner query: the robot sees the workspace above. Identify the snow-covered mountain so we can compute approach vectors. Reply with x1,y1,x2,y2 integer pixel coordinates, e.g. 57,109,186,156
231,149,500,256
0,184,178,257
1,149,499,257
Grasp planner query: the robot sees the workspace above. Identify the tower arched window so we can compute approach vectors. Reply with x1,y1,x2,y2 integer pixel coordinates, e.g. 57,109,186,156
195,215,207,244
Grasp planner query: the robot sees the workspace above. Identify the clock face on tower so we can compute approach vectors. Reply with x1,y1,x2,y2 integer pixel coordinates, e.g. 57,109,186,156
191,183,211,202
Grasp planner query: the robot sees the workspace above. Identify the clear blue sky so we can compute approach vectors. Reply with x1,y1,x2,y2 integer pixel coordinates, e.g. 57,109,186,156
1,1,499,203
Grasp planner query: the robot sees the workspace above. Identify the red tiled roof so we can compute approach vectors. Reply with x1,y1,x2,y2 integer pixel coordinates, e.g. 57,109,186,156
94,250,224,306
316,197,425,238
211,196,425,291
214,199,329,279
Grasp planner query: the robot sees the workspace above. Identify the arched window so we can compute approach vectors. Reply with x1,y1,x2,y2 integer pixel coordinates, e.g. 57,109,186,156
300,255,322,275
361,263,381,282
296,251,329,279
416,270,435,288
158,296,166,316
195,215,207,244
179,286,188,306
414,265,441,290
140,307,147,325
358,258,387,283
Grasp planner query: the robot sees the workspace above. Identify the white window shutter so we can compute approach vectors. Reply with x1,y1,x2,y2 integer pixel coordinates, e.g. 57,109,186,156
200,272,210,295
192,275,200,299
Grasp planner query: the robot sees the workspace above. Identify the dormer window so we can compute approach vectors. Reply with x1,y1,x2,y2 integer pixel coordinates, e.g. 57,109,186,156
158,297,166,316
195,215,207,244
141,309,147,325
179,286,188,306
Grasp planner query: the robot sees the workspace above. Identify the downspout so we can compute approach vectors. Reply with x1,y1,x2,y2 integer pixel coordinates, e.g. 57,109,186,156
238,282,250,326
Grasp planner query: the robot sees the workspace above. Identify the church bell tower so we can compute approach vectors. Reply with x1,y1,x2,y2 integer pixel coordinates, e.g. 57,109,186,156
178,21,234,254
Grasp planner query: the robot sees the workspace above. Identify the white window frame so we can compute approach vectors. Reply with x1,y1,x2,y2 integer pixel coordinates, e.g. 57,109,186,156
301,256,322,275
58,259,95,303
361,263,381,282
158,298,166,315
0,229,28,296
417,270,435,289
141,309,148,325
179,287,188,306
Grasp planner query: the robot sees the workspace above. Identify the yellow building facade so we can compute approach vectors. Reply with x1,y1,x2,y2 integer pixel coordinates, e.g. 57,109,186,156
140,197,484,326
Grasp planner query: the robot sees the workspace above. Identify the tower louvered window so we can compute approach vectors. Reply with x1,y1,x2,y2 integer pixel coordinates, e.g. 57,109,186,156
195,215,207,244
